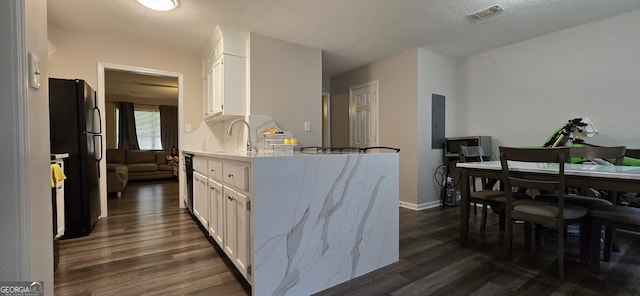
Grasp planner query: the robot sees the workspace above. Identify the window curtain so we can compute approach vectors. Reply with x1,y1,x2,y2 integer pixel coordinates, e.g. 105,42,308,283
159,105,178,150
117,102,140,150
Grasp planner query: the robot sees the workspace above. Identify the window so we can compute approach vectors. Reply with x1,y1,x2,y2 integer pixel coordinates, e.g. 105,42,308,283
113,104,163,150
134,107,162,150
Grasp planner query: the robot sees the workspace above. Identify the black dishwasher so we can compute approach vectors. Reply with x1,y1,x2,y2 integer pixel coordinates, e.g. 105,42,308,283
184,154,194,215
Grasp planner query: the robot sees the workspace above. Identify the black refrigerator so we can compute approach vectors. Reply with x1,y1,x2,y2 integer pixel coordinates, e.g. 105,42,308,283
49,78,102,239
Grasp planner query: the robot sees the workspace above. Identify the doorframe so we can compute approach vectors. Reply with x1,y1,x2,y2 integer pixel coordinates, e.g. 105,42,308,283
349,80,379,147
97,63,184,217
322,92,331,147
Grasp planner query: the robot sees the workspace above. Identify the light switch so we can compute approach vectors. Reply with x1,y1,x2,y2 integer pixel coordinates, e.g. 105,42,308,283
304,121,311,132
185,123,192,132
28,52,40,90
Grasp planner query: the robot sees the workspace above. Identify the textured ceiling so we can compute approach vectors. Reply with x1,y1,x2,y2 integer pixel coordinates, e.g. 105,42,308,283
48,0,640,79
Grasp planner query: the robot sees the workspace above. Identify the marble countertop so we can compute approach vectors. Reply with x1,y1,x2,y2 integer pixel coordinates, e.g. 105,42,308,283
182,149,397,162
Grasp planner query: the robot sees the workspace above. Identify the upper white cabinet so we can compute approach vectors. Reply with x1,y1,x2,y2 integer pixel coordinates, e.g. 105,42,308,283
202,26,248,122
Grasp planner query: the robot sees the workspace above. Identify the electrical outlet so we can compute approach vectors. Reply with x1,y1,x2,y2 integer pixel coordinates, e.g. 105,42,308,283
185,123,191,132
304,121,311,132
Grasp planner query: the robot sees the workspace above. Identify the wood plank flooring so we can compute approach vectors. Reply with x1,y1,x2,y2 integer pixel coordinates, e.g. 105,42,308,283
55,181,640,295
54,180,251,295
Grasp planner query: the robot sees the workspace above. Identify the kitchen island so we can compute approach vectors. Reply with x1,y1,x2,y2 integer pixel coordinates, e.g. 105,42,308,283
185,150,399,296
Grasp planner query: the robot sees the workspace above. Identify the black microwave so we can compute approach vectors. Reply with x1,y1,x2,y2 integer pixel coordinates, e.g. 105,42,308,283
444,136,492,158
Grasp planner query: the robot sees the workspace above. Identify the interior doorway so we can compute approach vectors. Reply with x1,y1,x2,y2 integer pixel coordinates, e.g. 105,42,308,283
97,63,184,217
349,80,379,148
322,93,331,147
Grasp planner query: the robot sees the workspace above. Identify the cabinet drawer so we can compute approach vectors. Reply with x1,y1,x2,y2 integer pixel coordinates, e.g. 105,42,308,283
208,160,223,180
224,163,249,191
193,156,208,173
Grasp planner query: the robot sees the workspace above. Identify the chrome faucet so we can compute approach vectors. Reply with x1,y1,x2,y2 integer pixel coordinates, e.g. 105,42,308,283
227,119,258,153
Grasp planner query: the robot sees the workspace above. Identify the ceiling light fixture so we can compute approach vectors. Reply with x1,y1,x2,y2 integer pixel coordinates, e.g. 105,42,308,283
136,0,178,12
471,4,503,18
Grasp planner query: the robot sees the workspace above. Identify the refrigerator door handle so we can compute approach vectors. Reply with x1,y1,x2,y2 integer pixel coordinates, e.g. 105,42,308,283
93,107,102,134
94,134,103,161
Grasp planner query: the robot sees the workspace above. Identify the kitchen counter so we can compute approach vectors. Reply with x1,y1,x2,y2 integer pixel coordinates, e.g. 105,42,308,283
184,149,400,296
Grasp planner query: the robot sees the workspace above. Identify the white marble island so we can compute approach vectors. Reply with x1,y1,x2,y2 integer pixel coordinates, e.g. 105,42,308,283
186,150,399,296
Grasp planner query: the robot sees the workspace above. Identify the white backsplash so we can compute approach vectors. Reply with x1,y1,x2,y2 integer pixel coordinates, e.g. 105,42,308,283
184,115,291,152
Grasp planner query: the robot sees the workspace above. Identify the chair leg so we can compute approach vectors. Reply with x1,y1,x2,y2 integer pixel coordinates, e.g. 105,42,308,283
473,202,478,215
590,220,602,273
558,223,565,280
535,224,543,249
524,221,532,250
603,227,613,262
498,209,505,231
579,219,590,264
503,217,513,260
480,205,488,233
612,229,619,253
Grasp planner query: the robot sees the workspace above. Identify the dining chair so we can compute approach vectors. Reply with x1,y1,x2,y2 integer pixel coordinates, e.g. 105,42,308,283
459,145,506,233
537,146,626,258
500,146,589,280
538,146,625,207
589,205,640,273
623,148,640,159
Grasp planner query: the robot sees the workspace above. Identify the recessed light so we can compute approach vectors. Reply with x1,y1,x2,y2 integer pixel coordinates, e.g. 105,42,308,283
471,5,503,18
136,0,178,12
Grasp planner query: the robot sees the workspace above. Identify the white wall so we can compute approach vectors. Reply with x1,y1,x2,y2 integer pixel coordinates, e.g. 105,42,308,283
331,49,419,206
26,1,53,292
249,33,323,147
456,9,640,154
417,48,457,206
185,33,323,153
1,0,53,294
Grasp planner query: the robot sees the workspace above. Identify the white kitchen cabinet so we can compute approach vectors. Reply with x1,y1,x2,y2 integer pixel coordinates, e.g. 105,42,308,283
223,186,250,279
203,66,214,117
202,25,248,122
190,155,252,280
193,171,209,228
207,178,224,246
204,54,247,121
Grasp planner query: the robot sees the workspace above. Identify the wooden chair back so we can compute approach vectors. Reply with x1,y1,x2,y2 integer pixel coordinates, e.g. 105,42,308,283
569,146,626,165
500,147,569,194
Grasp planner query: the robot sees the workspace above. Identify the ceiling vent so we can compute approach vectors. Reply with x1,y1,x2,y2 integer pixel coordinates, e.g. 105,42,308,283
471,5,504,18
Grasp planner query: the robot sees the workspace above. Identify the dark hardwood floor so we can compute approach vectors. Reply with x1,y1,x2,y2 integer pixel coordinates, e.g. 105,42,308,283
54,180,251,296
55,181,640,295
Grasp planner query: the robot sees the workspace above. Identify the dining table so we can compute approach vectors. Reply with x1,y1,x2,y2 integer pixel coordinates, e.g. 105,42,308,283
456,160,640,247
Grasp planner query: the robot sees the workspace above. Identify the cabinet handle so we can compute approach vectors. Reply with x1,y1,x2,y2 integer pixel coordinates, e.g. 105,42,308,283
227,195,234,201
228,174,234,178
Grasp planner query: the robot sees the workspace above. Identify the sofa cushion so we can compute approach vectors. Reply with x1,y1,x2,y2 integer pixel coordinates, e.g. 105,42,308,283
126,150,157,164
107,149,125,164
158,164,174,171
127,163,159,173
156,151,169,165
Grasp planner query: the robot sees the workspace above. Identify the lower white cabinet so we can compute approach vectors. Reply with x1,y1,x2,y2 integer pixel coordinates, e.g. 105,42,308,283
207,178,224,246
193,171,209,227
223,186,250,278
191,156,252,281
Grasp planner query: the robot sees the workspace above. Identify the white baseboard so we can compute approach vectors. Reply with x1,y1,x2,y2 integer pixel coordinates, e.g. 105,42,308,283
399,200,441,211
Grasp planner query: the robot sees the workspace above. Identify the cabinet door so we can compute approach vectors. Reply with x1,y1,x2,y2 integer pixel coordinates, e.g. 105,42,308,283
208,178,224,246
204,66,214,117
212,55,224,115
193,172,209,228
223,187,250,278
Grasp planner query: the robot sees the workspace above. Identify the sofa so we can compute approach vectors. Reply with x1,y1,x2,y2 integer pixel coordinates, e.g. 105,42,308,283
107,149,176,196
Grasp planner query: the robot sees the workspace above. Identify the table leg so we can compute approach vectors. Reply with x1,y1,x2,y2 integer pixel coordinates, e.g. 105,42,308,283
460,167,470,247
